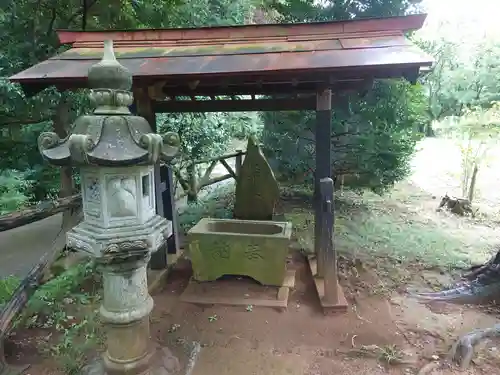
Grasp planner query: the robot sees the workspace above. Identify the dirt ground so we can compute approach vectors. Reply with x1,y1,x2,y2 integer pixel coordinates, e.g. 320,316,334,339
144,251,500,375
6,138,500,374
10,187,500,375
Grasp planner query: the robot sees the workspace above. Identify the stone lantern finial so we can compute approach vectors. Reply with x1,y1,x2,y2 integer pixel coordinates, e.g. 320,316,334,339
37,39,180,166
88,40,132,91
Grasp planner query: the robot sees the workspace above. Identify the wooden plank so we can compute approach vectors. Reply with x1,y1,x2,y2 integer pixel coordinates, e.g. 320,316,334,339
0,194,81,232
161,79,373,98
180,286,288,308
306,256,348,315
180,270,296,309
200,173,233,189
219,159,236,178
153,97,316,113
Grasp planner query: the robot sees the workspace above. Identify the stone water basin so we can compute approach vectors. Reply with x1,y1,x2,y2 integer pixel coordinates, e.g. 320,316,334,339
187,218,292,286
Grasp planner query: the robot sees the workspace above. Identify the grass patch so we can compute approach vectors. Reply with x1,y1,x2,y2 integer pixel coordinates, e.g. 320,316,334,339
0,260,103,374
0,275,21,305
335,199,471,271
285,185,489,273
29,261,103,374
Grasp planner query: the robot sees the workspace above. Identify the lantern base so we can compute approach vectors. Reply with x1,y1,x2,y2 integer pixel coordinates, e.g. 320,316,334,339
67,214,172,258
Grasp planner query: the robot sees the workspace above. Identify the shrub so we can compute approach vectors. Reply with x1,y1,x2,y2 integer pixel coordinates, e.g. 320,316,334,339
262,80,429,193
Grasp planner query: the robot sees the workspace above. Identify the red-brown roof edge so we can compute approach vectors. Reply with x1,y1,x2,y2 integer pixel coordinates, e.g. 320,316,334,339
57,13,427,45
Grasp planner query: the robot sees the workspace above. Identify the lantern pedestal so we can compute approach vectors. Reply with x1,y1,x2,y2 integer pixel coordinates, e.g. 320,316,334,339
80,256,180,375
37,40,181,375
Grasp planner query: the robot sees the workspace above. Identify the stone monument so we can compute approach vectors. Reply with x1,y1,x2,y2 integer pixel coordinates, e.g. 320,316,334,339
233,136,280,221
38,39,181,375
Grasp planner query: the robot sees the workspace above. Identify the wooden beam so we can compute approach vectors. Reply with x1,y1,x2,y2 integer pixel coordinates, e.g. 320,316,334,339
152,97,316,113
161,79,372,97
219,158,236,178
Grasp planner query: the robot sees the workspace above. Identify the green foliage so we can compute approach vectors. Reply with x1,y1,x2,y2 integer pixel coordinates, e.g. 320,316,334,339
261,0,429,193
271,0,423,23
263,81,428,193
0,259,101,373
178,184,235,232
22,261,102,374
0,122,61,203
158,111,262,201
0,275,21,305
158,111,262,162
416,27,500,120
0,0,270,212
25,260,96,317
0,170,32,214
433,103,500,200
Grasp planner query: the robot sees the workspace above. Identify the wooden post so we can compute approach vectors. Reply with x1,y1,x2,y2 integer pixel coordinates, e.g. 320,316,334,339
235,148,243,178
314,89,332,278
160,165,180,258
133,87,179,270
319,178,338,304
340,121,349,195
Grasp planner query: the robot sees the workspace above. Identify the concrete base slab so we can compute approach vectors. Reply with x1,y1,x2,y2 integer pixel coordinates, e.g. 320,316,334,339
180,270,295,310
307,255,349,315
190,346,309,375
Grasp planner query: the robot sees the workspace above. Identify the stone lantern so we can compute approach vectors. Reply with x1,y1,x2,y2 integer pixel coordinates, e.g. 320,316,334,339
38,40,181,375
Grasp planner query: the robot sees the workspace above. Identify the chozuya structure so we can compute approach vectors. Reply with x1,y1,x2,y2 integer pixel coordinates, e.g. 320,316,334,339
38,39,181,375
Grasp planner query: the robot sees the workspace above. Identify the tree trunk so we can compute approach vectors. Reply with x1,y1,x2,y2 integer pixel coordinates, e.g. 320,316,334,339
186,164,198,203
467,164,479,203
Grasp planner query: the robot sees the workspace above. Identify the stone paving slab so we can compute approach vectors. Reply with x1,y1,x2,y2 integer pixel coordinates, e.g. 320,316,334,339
0,214,65,278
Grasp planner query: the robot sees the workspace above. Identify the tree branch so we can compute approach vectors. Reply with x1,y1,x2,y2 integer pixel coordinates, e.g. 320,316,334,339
66,0,98,27
46,5,57,36
82,0,88,30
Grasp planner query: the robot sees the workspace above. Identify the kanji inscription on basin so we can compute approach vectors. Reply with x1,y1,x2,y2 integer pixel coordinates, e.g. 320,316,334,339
187,218,292,286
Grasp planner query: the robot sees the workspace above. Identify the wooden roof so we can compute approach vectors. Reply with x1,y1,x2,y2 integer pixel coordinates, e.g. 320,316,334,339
10,14,433,98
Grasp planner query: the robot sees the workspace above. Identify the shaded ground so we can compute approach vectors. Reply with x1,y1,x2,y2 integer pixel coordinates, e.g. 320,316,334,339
8,179,500,375
4,137,500,374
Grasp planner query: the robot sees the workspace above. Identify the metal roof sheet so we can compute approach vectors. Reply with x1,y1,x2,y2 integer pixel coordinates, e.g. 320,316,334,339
9,14,433,94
